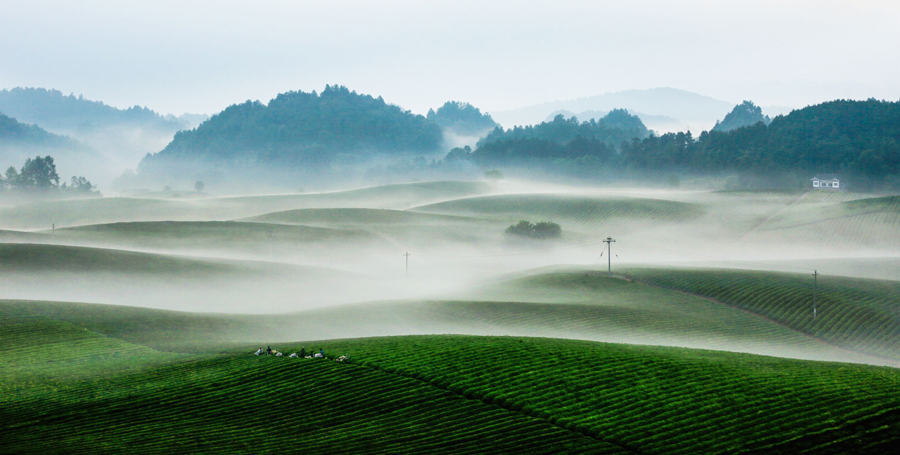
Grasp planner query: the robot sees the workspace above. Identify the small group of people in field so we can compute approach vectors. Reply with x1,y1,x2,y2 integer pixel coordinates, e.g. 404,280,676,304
254,346,324,359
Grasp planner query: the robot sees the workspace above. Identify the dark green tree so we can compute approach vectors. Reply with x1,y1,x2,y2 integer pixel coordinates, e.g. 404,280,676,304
17,156,60,190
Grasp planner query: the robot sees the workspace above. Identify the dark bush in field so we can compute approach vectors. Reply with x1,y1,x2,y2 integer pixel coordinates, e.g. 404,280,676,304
505,220,562,239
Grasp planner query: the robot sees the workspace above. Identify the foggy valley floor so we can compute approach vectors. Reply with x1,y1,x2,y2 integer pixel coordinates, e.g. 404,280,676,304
2,181,900,453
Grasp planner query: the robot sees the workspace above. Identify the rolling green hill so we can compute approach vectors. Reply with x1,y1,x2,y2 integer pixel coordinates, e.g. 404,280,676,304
413,194,704,226
0,181,493,230
2,303,899,455
45,221,392,258
0,244,358,313
244,207,480,226
625,267,900,361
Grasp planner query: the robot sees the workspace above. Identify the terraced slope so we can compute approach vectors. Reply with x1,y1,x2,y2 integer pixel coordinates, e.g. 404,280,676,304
413,194,704,226
0,181,494,230
626,268,900,361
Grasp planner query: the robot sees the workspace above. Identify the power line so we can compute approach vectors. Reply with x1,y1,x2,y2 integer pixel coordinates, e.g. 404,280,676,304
603,236,616,277
813,269,818,319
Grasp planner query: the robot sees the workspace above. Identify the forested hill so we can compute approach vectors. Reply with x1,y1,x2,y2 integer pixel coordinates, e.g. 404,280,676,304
0,87,187,133
0,112,104,180
0,112,82,148
478,109,649,148
467,110,649,169
622,99,900,189
712,101,771,132
427,101,498,136
140,86,443,172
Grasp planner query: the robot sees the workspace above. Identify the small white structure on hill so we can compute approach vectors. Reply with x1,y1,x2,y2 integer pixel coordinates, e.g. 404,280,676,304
811,174,841,189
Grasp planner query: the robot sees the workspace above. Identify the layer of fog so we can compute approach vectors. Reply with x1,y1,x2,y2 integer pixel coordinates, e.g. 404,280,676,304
2,181,899,367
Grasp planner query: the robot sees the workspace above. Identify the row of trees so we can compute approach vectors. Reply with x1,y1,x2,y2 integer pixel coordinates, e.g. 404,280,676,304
1,156,97,194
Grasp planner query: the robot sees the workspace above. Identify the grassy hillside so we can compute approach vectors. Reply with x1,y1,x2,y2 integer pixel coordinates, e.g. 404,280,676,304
0,181,494,230
244,208,504,250
2,306,899,455
413,194,704,226
46,221,392,259
0,243,250,276
4,265,893,366
244,207,480,226
626,267,900,361
0,244,358,313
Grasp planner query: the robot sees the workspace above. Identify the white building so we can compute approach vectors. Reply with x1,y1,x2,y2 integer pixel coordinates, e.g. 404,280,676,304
811,174,841,189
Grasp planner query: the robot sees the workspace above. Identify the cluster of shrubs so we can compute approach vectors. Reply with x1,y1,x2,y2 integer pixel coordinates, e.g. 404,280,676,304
505,220,562,239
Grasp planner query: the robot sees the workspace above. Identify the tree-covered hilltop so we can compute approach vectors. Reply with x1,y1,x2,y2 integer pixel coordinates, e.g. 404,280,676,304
711,101,771,132
426,101,498,136
140,86,443,173
0,112,82,148
621,99,900,189
0,87,188,132
460,110,648,172
477,109,649,148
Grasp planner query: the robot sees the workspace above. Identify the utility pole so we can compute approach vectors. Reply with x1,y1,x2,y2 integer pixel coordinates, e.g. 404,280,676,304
813,270,818,319
404,252,411,277
603,237,616,277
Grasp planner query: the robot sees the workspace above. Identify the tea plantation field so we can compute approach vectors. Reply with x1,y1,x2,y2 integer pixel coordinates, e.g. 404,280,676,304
626,268,900,361
2,305,900,454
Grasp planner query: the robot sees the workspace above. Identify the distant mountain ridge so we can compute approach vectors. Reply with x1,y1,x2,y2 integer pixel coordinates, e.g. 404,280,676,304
0,87,188,133
0,87,209,185
493,88,736,131
0,111,105,179
545,109,686,134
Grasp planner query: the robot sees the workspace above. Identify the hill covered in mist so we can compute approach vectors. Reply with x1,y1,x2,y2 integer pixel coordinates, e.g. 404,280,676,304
491,87,737,131
0,87,192,133
0,112,105,180
0,87,208,186
137,85,443,187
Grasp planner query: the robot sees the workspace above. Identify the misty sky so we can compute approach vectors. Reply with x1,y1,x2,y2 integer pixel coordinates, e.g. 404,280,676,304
2,0,899,117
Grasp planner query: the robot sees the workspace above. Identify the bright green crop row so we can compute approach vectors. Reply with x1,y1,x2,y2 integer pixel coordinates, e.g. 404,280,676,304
311,336,900,455
4,301,900,455
1,352,623,454
626,268,900,360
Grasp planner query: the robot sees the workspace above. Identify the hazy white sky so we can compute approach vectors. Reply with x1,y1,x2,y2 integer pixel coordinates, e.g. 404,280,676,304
1,0,898,116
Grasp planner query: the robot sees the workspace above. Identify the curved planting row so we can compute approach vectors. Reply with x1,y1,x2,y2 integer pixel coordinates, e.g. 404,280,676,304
626,268,900,360
314,336,900,455
0,343,625,454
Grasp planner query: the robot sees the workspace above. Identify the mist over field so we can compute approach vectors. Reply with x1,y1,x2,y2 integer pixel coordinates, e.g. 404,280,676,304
3,2,900,453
